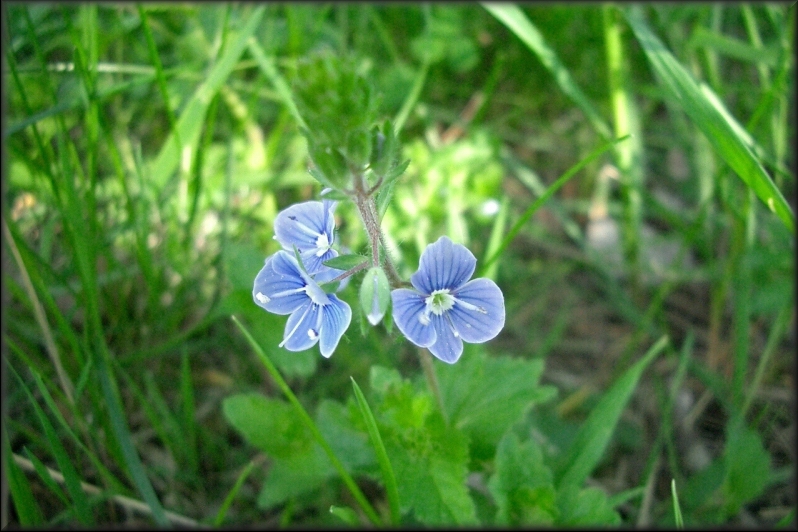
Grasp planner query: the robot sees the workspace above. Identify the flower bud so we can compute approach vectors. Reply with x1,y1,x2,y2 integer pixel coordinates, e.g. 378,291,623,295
359,266,391,326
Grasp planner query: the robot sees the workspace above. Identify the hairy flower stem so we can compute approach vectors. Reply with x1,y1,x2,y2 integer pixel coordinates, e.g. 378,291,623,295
352,170,403,288
418,348,448,425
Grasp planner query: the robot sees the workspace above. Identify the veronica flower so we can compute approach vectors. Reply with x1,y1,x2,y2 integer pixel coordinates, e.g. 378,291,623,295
253,250,351,358
391,236,505,363
273,199,338,275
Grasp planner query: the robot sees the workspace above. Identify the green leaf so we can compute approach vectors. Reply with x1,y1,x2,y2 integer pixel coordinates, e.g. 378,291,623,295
436,351,557,460
231,316,382,525
222,394,312,458
257,443,333,510
624,6,794,234
323,254,369,271
373,373,477,525
479,135,630,276
386,414,477,525
722,419,772,514
256,399,375,510
556,336,668,490
556,485,621,526
488,432,558,525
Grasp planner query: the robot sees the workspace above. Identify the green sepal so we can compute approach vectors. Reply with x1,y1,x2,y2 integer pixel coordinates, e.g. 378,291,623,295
323,254,369,271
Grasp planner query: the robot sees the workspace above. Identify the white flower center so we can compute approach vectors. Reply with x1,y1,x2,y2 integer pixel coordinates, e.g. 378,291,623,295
425,289,455,316
315,233,331,257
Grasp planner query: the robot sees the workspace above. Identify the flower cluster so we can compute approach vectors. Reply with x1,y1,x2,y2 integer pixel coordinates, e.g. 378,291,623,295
252,54,503,363
253,200,351,358
254,199,505,363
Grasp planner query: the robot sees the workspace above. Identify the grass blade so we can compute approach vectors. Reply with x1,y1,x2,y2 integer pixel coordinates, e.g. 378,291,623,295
150,5,266,188
94,353,170,526
231,315,382,526
213,460,256,527
351,377,401,525
247,38,307,130
7,363,95,526
482,3,612,140
394,57,430,134
3,427,45,526
624,6,794,234
479,135,630,276
556,335,669,490
671,478,685,528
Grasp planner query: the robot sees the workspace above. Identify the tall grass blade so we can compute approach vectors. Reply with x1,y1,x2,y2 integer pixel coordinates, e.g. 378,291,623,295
394,58,430,134
94,354,170,526
3,427,45,526
150,5,266,188
482,3,612,140
8,363,95,526
479,135,630,276
138,4,183,153
213,460,256,527
351,377,401,525
231,315,382,526
247,38,307,130
22,448,70,505
556,335,669,490
624,6,794,234
671,478,685,528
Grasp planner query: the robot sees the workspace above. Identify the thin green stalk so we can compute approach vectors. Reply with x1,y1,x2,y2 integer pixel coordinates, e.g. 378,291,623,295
740,301,792,419
231,316,382,526
3,218,75,404
3,425,45,526
214,460,257,527
418,348,448,427
603,4,643,299
351,377,401,525
138,4,183,154
479,135,631,276
394,58,430,134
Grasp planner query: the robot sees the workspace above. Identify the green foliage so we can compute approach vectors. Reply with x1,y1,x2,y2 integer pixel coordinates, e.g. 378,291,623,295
369,369,477,524
4,2,793,528
437,350,557,460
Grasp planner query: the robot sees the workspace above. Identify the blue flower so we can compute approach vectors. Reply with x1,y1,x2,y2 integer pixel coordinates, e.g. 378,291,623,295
391,236,505,363
253,250,351,358
273,199,338,275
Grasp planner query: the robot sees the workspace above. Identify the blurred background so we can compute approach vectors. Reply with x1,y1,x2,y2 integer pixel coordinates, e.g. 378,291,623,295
2,3,794,527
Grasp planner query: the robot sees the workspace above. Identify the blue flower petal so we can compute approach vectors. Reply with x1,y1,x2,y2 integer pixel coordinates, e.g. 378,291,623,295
319,295,351,358
273,201,336,273
449,278,505,343
391,288,436,348
427,314,464,364
301,248,338,279
411,236,476,294
253,253,307,315
281,301,322,352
